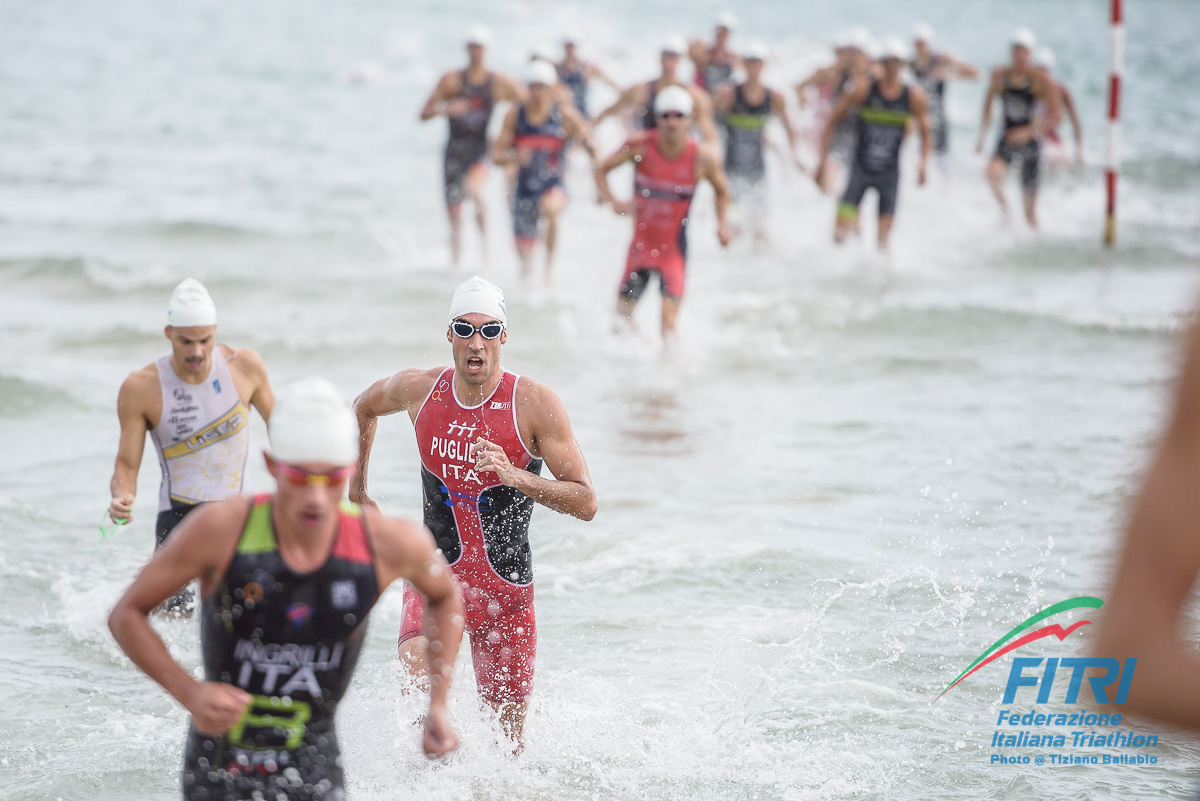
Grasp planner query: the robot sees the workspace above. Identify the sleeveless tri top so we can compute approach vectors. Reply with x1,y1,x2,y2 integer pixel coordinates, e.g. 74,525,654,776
630,130,698,267
150,352,250,512
724,83,771,178
514,102,568,194
196,495,379,755
854,80,912,174
911,54,945,120
414,368,543,588
557,61,588,116
1001,72,1035,131
449,70,494,142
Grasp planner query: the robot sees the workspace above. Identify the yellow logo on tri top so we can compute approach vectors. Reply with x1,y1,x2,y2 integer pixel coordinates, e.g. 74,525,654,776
161,403,248,459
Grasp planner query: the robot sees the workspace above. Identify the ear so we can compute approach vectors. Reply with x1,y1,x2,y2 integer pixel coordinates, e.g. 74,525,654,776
164,325,173,341
500,329,508,345
447,326,454,344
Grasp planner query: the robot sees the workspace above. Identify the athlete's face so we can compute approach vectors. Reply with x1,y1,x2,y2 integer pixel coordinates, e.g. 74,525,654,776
881,56,903,80
267,455,352,536
529,81,552,105
165,325,217,379
660,50,681,74
1011,44,1031,69
467,42,485,66
914,39,930,58
714,26,731,46
448,312,506,386
745,58,764,81
657,109,691,145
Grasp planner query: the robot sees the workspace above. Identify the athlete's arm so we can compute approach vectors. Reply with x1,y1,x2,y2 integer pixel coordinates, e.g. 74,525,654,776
1030,70,1062,140
108,499,251,735
698,144,732,247
493,72,529,105
592,83,641,127
350,368,439,509
976,68,1002,152
229,346,275,422
491,106,521,166
419,72,462,121
911,86,932,185
109,370,153,524
711,83,734,116
594,137,640,215
1060,83,1083,158
586,62,622,92
793,66,832,108
1095,320,1200,728
473,380,597,520
769,88,804,169
689,86,718,144
943,52,980,80
816,80,870,180
367,511,464,757
561,105,597,160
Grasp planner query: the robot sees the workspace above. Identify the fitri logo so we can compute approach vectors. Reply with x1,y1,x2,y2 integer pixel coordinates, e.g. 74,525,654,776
446,420,477,437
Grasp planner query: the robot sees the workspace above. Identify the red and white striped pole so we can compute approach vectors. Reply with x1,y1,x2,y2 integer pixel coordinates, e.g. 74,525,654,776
1104,0,1124,247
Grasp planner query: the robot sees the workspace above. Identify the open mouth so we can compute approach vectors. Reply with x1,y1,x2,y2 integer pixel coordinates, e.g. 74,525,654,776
466,356,485,372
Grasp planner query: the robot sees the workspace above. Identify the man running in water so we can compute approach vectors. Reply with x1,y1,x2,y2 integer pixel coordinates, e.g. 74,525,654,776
557,34,620,120
689,12,742,95
351,276,597,745
420,24,526,267
109,378,464,799
910,23,978,169
108,278,275,615
494,60,595,287
976,28,1061,229
592,36,718,144
712,42,802,250
817,37,931,252
595,86,732,341
1034,47,1083,167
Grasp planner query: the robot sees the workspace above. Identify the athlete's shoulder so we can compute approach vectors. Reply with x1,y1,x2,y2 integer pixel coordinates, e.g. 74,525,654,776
119,361,161,403
360,506,436,575
223,344,267,373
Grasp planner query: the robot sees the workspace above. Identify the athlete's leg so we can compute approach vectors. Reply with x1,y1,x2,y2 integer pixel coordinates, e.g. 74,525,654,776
876,171,899,251
471,597,537,748
1020,144,1040,229
836,168,868,243
661,296,681,340
513,190,539,281
986,156,1010,221
464,163,490,267
617,267,651,331
540,187,568,287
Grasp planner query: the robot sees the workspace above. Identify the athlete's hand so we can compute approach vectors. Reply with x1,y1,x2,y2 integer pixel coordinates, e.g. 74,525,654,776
473,438,518,486
184,681,253,736
515,147,533,167
607,198,633,216
109,494,135,524
917,161,928,187
422,702,458,759
717,222,732,247
813,158,827,189
444,98,471,119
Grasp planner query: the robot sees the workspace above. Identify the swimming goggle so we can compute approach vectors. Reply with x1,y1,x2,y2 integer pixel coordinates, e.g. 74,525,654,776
451,320,505,340
276,462,355,487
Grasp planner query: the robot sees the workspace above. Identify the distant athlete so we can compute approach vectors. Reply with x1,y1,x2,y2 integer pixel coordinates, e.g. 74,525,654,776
817,37,931,251
595,86,732,341
910,23,979,167
109,377,464,800
351,276,597,746
689,12,742,95
557,34,620,120
593,36,718,144
712,42,802,249
420,25,526,267
108,278,275,615
797,29,877,194
493,60,595,286
976,28,1061,229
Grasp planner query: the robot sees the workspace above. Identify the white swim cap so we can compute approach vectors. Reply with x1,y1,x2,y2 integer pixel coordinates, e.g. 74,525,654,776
661,35,688,55
716,12,738,31
466,24,491,47
880,36,908,62
449,275,507,324
167,278,217,328
849,26,873,53
654,85,694,116
834,30,854,50
1035,46,1056,69
525,59,558,86
743,41,770,62
913,23,935,44
1011,27,1036,50
562,30,579,45
269,377,359,467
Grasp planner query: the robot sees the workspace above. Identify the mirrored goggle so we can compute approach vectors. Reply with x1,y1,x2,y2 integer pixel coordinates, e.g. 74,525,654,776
276,462,355,487
451,320,505,339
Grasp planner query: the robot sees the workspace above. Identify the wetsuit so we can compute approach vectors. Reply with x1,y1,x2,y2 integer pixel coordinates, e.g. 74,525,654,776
619,130,698,302
149,351,250,612
183,495,379,801
557,61,589,118
723,83,771,207
839,80,912,220
994,71,1040,192
400,369,543,704
444,71,494,208
511,102,568,246
911,54,948,154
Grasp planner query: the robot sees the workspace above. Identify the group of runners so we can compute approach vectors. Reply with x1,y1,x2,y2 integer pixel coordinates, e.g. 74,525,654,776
417,20,1083,341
